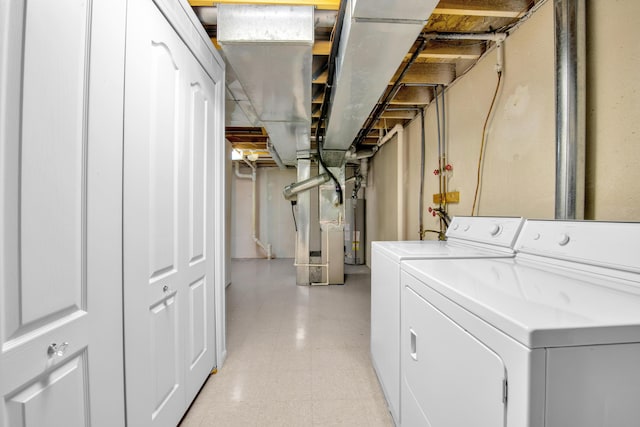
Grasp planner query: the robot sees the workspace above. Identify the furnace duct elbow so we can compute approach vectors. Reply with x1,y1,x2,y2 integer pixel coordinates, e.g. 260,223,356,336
283,173,330,201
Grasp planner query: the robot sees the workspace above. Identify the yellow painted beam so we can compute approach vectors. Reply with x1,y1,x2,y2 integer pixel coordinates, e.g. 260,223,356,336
189,0,339,10
210,37,221,49
433,0,528,18
313,40,332,55
404,44,482,61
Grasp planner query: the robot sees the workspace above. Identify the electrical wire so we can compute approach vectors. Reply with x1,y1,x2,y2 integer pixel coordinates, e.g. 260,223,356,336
290,202,298,232
471,70,503,216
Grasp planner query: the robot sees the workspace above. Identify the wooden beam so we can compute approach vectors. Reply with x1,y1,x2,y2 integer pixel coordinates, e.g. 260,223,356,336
313,68,328,84
210,38,221,49
189,0,340,10
370,118,407,130
405,44,483,61
433,0,529,18
380,110,418,120
391,63,455,85
388,86,433,105
313,40,332,56
312,92,324,104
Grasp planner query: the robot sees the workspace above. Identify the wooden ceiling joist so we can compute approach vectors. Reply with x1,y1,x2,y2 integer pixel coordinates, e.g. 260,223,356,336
433,0,530,18
313,40,332,56
406,44,483,61
391,63,456,85
189,0,339,10
380,110,419,119
313,68,328,84
388,86,434,105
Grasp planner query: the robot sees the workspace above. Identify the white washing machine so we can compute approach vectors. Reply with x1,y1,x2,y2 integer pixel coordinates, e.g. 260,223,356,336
370,216,525,425
400,220,640,427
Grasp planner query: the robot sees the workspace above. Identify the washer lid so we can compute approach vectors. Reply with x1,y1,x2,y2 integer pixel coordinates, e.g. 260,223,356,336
402,258,640,348
372,240,514,263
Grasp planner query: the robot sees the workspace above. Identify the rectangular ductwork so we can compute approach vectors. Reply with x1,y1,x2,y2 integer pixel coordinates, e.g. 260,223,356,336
218,5,314,165
323,0,438,154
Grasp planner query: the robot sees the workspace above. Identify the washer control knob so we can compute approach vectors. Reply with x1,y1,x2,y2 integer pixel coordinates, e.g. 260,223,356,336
489,224,502,236
463,225,471,232
451,223,459,230
532,233,541,241
558,234,570,246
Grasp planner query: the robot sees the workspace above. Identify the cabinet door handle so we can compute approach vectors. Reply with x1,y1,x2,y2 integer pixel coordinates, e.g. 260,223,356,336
410,328,418,361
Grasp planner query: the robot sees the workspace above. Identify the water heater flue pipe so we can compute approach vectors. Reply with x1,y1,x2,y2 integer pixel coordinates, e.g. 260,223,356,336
283,173,331,201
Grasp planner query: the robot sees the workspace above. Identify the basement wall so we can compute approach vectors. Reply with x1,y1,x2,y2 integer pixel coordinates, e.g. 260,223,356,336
366,0,640,267
231,166,298,258
585,1,640,219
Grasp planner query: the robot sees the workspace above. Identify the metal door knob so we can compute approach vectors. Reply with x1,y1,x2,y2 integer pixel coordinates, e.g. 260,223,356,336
47,342,69,357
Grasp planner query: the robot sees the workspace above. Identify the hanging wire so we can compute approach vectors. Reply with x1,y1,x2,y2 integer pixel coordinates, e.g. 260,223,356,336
471,70,503,216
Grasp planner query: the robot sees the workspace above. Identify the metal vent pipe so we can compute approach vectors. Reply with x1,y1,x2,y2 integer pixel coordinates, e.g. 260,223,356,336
554,0,585,219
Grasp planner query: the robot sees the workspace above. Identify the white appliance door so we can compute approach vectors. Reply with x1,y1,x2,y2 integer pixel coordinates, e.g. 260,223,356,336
402,284,506,427
0,0,126,426
123,0,218,425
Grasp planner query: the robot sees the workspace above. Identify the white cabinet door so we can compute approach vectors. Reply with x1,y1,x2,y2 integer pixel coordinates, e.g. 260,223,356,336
123,1,219,425
0,0,127,426
401,284,506,427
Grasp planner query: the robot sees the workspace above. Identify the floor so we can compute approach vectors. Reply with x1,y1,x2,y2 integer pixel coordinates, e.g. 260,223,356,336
180,258,394,427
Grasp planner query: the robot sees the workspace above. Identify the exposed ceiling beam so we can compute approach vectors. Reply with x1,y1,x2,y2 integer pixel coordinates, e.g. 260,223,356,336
433,0,529,18
388,86,433,105
390,63,456,85
189,0,339,10
405,44,483,61
371,118,407,130
313,68,328,84
380,110,418,119
313,40,332,55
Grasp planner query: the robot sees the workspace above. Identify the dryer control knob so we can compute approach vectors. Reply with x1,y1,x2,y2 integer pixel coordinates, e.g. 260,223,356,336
557,234,570,246
463,225,471,231
451,223,459,230
489,224,502,236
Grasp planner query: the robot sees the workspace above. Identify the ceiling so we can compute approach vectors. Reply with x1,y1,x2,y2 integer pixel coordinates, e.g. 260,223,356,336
189,0,541,167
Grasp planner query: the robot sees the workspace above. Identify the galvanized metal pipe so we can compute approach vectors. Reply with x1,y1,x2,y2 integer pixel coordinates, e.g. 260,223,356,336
554,0,585,219
283,173,330,201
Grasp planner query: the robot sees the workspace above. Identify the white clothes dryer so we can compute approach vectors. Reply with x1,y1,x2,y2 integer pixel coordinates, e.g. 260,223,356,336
370,216,524,425
401,220,640,427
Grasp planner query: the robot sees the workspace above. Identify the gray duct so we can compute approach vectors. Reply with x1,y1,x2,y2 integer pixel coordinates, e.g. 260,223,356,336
554,0,585,219
322,0,439,163
217,5,314,166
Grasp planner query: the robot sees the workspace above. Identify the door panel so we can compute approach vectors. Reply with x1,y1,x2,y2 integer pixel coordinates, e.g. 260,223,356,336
124,0,218,425
6,355,88,427
182,61,217,404
188,278,207,368
150,296,180,420
149,42,179,280
1,0,126,425
188,84,207,266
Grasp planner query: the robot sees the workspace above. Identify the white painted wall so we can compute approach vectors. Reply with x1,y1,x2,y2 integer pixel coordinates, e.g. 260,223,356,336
231,165,297,258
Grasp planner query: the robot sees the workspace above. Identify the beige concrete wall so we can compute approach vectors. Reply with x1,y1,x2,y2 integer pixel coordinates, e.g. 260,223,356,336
231,166,297,258
586,1,640,220
365,134,398,266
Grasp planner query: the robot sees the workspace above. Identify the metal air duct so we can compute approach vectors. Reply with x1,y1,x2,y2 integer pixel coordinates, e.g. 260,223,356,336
322,0,439,163
217,5,314,166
